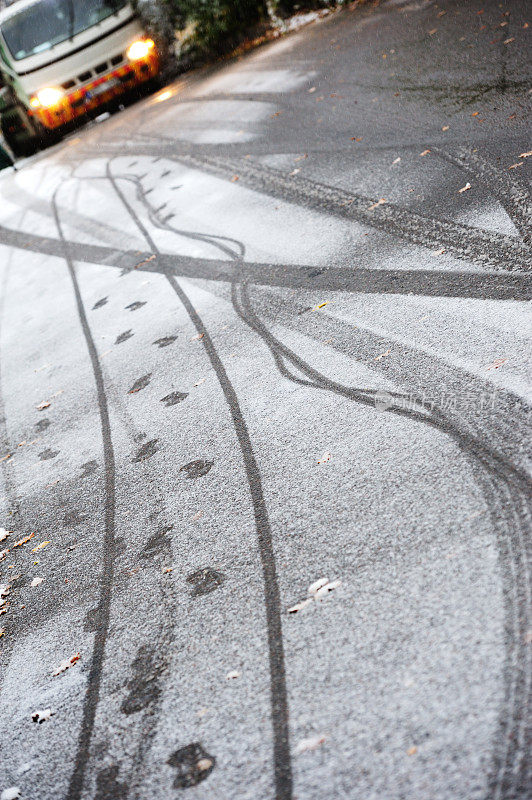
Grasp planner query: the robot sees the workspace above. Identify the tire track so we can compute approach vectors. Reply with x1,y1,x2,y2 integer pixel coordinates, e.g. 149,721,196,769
71,144,532,272
104,163,293,800
118,162,530,799
51,189,118,800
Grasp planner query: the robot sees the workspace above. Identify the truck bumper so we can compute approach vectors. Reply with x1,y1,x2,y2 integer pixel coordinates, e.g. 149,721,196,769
29,50,160,131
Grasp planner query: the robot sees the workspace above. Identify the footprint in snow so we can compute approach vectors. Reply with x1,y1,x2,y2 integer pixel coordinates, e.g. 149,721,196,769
187,567,225,597
179,460,213,479
35,418,50,432
160,391,188,406
39,448,59,461
128,374,151,394
153,336,177,348
167,743,215,789
93,297,108,310
115,330,133,345
132,440,159,462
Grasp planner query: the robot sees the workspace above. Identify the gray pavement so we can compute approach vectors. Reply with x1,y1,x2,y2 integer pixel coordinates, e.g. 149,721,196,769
0,1,530,799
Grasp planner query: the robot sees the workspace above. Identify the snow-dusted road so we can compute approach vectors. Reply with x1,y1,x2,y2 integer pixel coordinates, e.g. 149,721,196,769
0,1,530,799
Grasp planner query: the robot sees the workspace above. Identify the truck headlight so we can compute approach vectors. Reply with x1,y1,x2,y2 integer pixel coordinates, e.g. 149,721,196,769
30,87,65,109
126,38,155,61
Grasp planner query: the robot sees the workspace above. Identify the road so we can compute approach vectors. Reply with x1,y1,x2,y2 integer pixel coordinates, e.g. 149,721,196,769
0,1,530,798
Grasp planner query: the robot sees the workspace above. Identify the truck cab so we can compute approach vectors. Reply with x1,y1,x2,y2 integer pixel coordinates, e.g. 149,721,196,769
0,0,160,156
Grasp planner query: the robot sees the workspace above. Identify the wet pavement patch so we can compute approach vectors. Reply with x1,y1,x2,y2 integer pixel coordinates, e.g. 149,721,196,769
167,743,215,788
142,524,173,558
80,459,98,477
125,301,146,312
128,374,151,394
121,645,164,715
132,439,159,462
179,460,214,479
153,335,177,348
95,764,127,799
35,418,50,432
115,330,133,345
93,297,108,310
187,567,225,597
39,448,59,460
160,391,188,406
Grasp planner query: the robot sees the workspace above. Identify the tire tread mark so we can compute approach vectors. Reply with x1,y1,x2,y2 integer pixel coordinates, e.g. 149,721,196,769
52,191,117,800
105,164,292,800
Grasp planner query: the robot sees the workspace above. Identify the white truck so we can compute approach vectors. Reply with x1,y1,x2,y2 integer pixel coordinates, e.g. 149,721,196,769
0,0,161,156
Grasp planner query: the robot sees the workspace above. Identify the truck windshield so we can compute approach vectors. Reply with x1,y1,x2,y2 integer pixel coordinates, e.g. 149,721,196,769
1,0,129,61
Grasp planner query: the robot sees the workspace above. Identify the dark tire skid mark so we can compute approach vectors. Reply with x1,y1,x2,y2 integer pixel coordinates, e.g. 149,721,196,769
52,190,118,800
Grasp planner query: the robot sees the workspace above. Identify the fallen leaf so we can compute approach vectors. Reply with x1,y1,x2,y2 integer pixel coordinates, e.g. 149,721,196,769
442,125,449,131
226,670,241,680
191,333,204,341
407,746,418,756
419,149,431,156
368,198,386,211
485,358,507,370
231,175,239,182
350,137,363,142
52,652,80,676
295,735,326,754
503,37,514,44
288,598,313,614
0,788,20,800
508,162,523,169
374,349,391,361
308,578,329,596
31,708,54,723
13,533,35,548
314,301,329,310
133,254,156,269
428,28,437,35
315,579,342,599
458,182,471,193
30,577,44,587
392,157,401,165
32,541,50,552
162,567,173,573
0,529,9,542
36,401,50,410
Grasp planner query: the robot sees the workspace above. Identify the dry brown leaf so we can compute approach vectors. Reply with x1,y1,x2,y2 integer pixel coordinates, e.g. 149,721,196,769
13,533,35,548
419,149,431,156
442,125,449,131
36,401,50,410
368,198,386,211
32,541,50,552
133,254,156,269
458,182,471,193
52,652,80,676
407,746,418,756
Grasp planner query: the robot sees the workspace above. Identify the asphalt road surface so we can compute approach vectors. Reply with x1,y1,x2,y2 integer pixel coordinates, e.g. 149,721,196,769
0,1,530,798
